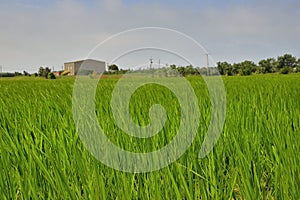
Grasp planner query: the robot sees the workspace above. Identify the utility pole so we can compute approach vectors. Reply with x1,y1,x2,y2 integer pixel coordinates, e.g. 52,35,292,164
150,57,153,69
0,65,2,73
150,57,154,77
158,59,160,68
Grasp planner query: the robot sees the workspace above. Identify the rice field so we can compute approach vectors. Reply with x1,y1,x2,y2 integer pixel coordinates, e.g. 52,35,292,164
0,74,299,199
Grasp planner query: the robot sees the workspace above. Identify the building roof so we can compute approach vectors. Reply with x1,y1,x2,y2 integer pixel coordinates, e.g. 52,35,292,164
64,59,105,64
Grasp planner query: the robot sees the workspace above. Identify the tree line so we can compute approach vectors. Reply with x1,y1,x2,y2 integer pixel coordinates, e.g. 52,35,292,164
107,54,300,77
0,67,57,79
217,54,300,76
1,53,299,78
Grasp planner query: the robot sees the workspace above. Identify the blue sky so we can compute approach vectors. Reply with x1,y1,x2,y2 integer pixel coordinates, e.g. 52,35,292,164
1,0,300,72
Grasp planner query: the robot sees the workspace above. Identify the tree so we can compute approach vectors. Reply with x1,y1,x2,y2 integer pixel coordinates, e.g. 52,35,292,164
258,58,276,73
38,67,51,78
185,65,198,75
14,72,22,76
119,69,129,74
45,67,51,77
0,72,14,77
48,72,56,79
176,66,186,76
23,71,30,76
108,64,119,71
295,58,300,72
38,67,44,77
239,67,251,76
232,63,240,75
280,66,290,74
217,62,225,75
235,60,256,76
277,54,296,70
217,61,232,75
170,64,176,70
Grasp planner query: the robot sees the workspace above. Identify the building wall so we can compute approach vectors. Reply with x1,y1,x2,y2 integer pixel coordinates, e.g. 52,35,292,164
64,59,106,76
64,62,75,75
74,61,84,75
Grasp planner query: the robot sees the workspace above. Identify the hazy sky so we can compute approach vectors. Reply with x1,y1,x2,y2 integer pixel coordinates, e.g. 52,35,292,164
1,0,300,72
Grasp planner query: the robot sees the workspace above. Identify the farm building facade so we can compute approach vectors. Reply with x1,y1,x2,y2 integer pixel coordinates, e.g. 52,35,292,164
64,59,106,75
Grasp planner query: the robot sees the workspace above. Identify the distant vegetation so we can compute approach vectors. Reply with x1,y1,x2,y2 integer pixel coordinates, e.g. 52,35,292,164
0,67,57,79
0,72,15,77
1,53,299,78
107,53,300,76
217,54,300,76
38,67,59,79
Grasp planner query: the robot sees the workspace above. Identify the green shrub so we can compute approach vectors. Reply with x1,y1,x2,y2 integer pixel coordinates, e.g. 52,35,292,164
47,72,56,79
280,66,290,74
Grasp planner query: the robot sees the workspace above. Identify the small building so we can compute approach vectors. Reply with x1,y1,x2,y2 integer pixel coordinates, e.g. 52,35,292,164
64,59,106,75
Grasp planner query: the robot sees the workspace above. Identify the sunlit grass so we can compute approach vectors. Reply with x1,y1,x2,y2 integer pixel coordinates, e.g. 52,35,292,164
0,74,299,199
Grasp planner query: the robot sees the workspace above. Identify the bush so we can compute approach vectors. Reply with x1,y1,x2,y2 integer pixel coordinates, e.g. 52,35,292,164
23,71,30,76
48,72,56,79
280,66,290,74
14,72,23,76
38,67,51,78
239,68,252,76
0,73,15,77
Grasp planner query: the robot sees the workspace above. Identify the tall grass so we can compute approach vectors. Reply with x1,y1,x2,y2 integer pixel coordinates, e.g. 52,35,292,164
0,74,299,199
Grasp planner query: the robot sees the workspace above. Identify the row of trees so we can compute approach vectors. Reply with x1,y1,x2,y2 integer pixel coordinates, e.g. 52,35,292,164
0,71,32,77
106,54,300,77
217,54,300,76
3,54,297,78
0,67,57,79
106,64,211,77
